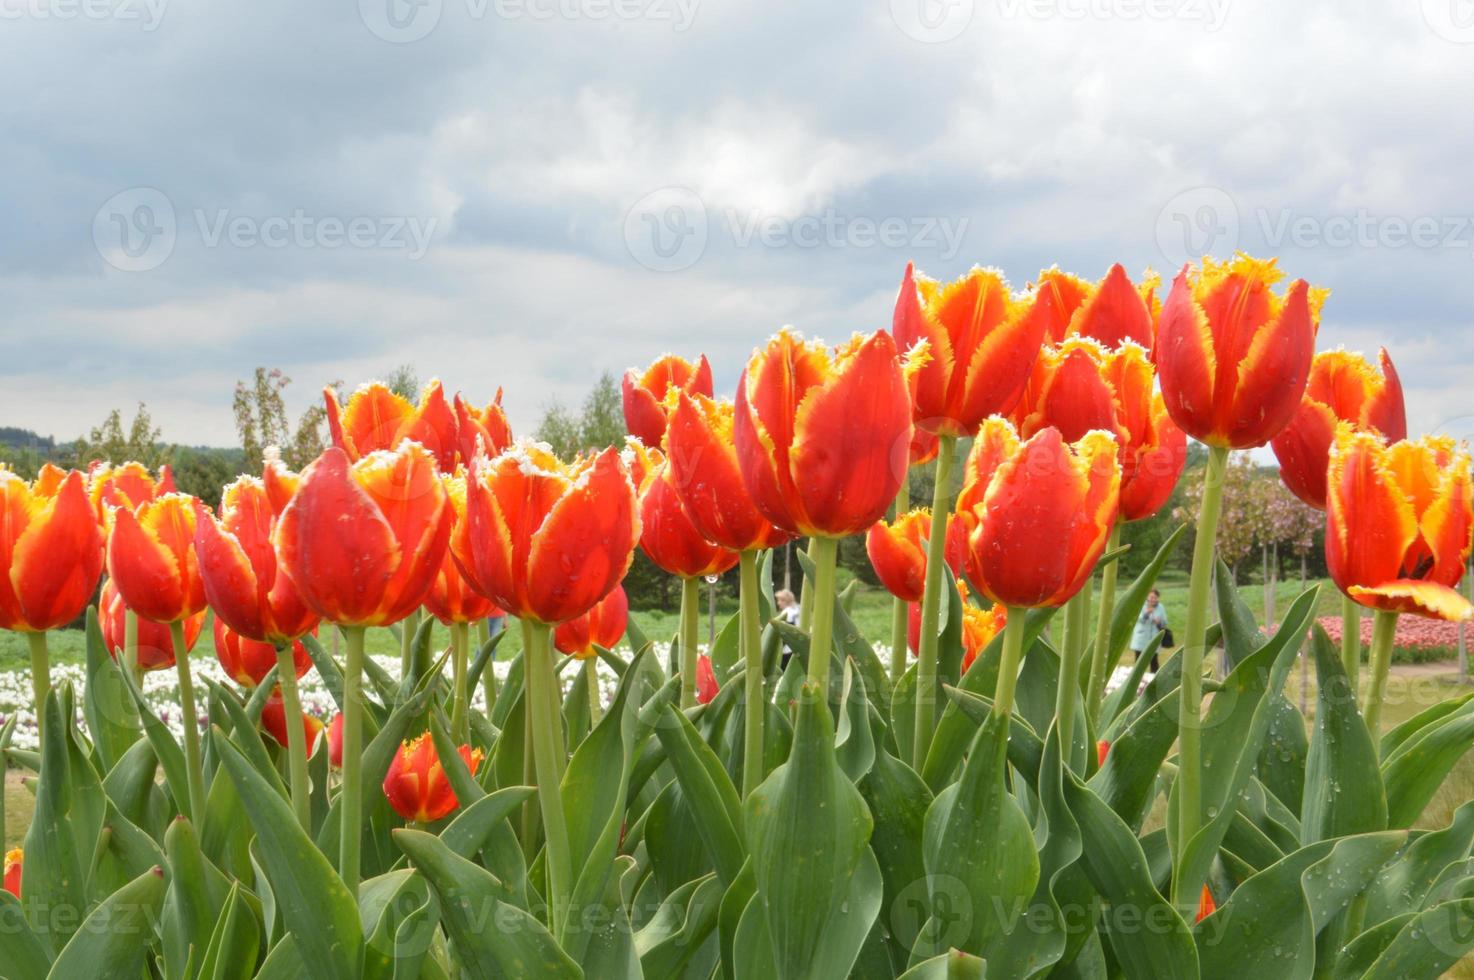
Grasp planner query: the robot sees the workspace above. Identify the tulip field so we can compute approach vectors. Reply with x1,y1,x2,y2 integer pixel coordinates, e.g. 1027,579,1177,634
3,253,1474,978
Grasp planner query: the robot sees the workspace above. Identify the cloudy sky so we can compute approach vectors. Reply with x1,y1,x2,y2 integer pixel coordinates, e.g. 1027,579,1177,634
3,0,1472,448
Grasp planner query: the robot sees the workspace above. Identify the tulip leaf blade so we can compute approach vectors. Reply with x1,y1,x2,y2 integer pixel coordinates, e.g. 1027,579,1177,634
1381,695,1474,829
43,865,167,980
0,891,51,980
1301,624,1386,843
82,606,140,774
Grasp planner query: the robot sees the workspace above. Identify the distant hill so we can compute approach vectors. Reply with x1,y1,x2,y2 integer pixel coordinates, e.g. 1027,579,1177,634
0,427,56,450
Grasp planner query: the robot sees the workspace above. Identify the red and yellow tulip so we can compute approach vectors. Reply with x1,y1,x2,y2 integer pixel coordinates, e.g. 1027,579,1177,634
906,583,1006,671
260,689,325,750
865,509,966,604
735,329,913,537
956,418,1120,608
1326,428,1473,621
453,442,639,625
892,264,1044,437
383,733,484,823
0,467,104,632
275,443,451,627
1019,265,1159,349
453,389,513,467
214,618,311,687
638,455,740,580
3,849,19,898
195,476,319,645
325,379,459,472
696,654,719,705
1157,254,1324,449
87,460,175,523
426,474,503,625
664,392,789,553
106,493,208,625
553,584,629,659
622,353,713,447
98,579,203,671
1272,348,1407,510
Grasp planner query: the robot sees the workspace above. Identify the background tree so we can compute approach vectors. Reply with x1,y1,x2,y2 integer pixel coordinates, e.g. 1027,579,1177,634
383,363,420,400
74,402,170,470
233,367,329,471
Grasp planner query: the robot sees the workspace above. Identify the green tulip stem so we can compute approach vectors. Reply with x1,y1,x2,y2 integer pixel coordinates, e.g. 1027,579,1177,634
1085,524,1122,726
994,607,1027,720
1057,587,1089,767
1342,593,1363,691
798,538,819,631
339,624,366,897
451,620,471,742
1363,609,1400,754
479,618,497,708
525,621,573,942
889,477,912,681
170,620,208,828
123,609,141,682
680,576,701,709
275,642,312,831
740,549,765,796
806,535,841,699
27,630,49,742
400,606,419,679
519,618,540,860
913,433,956,769
584,657,602,725
1173,443,1229,910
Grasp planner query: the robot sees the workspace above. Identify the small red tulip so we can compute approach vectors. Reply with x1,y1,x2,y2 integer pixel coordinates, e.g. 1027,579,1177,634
1326,428,1473,621
622,354,713,447
87,460,175,524
453,442,639,625
956,419,1120,609
260,689,324,750
325,379,459,472
1096,739,1110,768
905,583,1005,672
1196,884,1216,924
664,393,789,553
427,475,503,625
274,444,451,627
696,654,719,705
107,493,208,625
735,329,914,538
327,712,344,768
383,733,484,822
98,579,203,671
1157,255,1324,449
639,456,739,580
213,617,311,687
865,509,967,603
0,467,104,632
3,848,20,898
1271,348,1406,510
553,585,629,659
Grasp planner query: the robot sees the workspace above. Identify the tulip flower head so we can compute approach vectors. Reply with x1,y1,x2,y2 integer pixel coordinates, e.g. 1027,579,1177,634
383,733,484,823
453,441,639,625
906,583,1006,671
195,476,319,645
1013,339,1186,522
3,848,19,898
639,456,740,580
1157,254,1325,449
107,493,208,625
893,264,1044,437
553,584,629,659
0,466,104,632
696,654,719,705
1196,884,1216,924
260,689,325,750
1271,348,1407,510
327,712,344,768
1096,739,1110,768
453,389,513,468
622,353,713,447
98,579,203,671
214,617,311,687
865,508,967,604
87,460,175,524
1019,265,1160,350
735,328,915,537
427,473,504,625
325,379,459,472
275,443,451,628
1326,428,1473,621
956,418,1120,609
663,392,789,553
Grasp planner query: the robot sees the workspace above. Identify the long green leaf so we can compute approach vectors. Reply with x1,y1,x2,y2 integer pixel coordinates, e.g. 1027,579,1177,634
1301,624,1386,842
44,866,166,980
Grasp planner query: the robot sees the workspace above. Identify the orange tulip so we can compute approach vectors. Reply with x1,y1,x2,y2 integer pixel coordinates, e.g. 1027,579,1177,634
274,443,451,627
0,467,104,632
98,579,203,670
1326,428,1473,621
1271,348,1406,510
260,688,325,750
735,329,913,537
664,392,789,553
195,476,319,645
622,353,713,447
106,493,208,625
553,585,629,659
696,654,719,705
906,583,1005,671
1096,739,1110,768
87,460,175,523
1157,254,1324,449
957,418,1120,608
893,264,1044,437
1018,265,1159,349
865,509,967,603
324,379,459,472
383,733,484,822
213,618,311,687
639,457,740,580
427,474,504,625
327,712,344,768
1012,339,1186,522
3,848,19,898
1196,884,1216,924
453,442,639,625
453,389,513,467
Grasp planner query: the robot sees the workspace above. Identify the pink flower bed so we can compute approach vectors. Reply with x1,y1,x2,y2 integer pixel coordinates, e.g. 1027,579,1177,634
1317,614,1469,661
